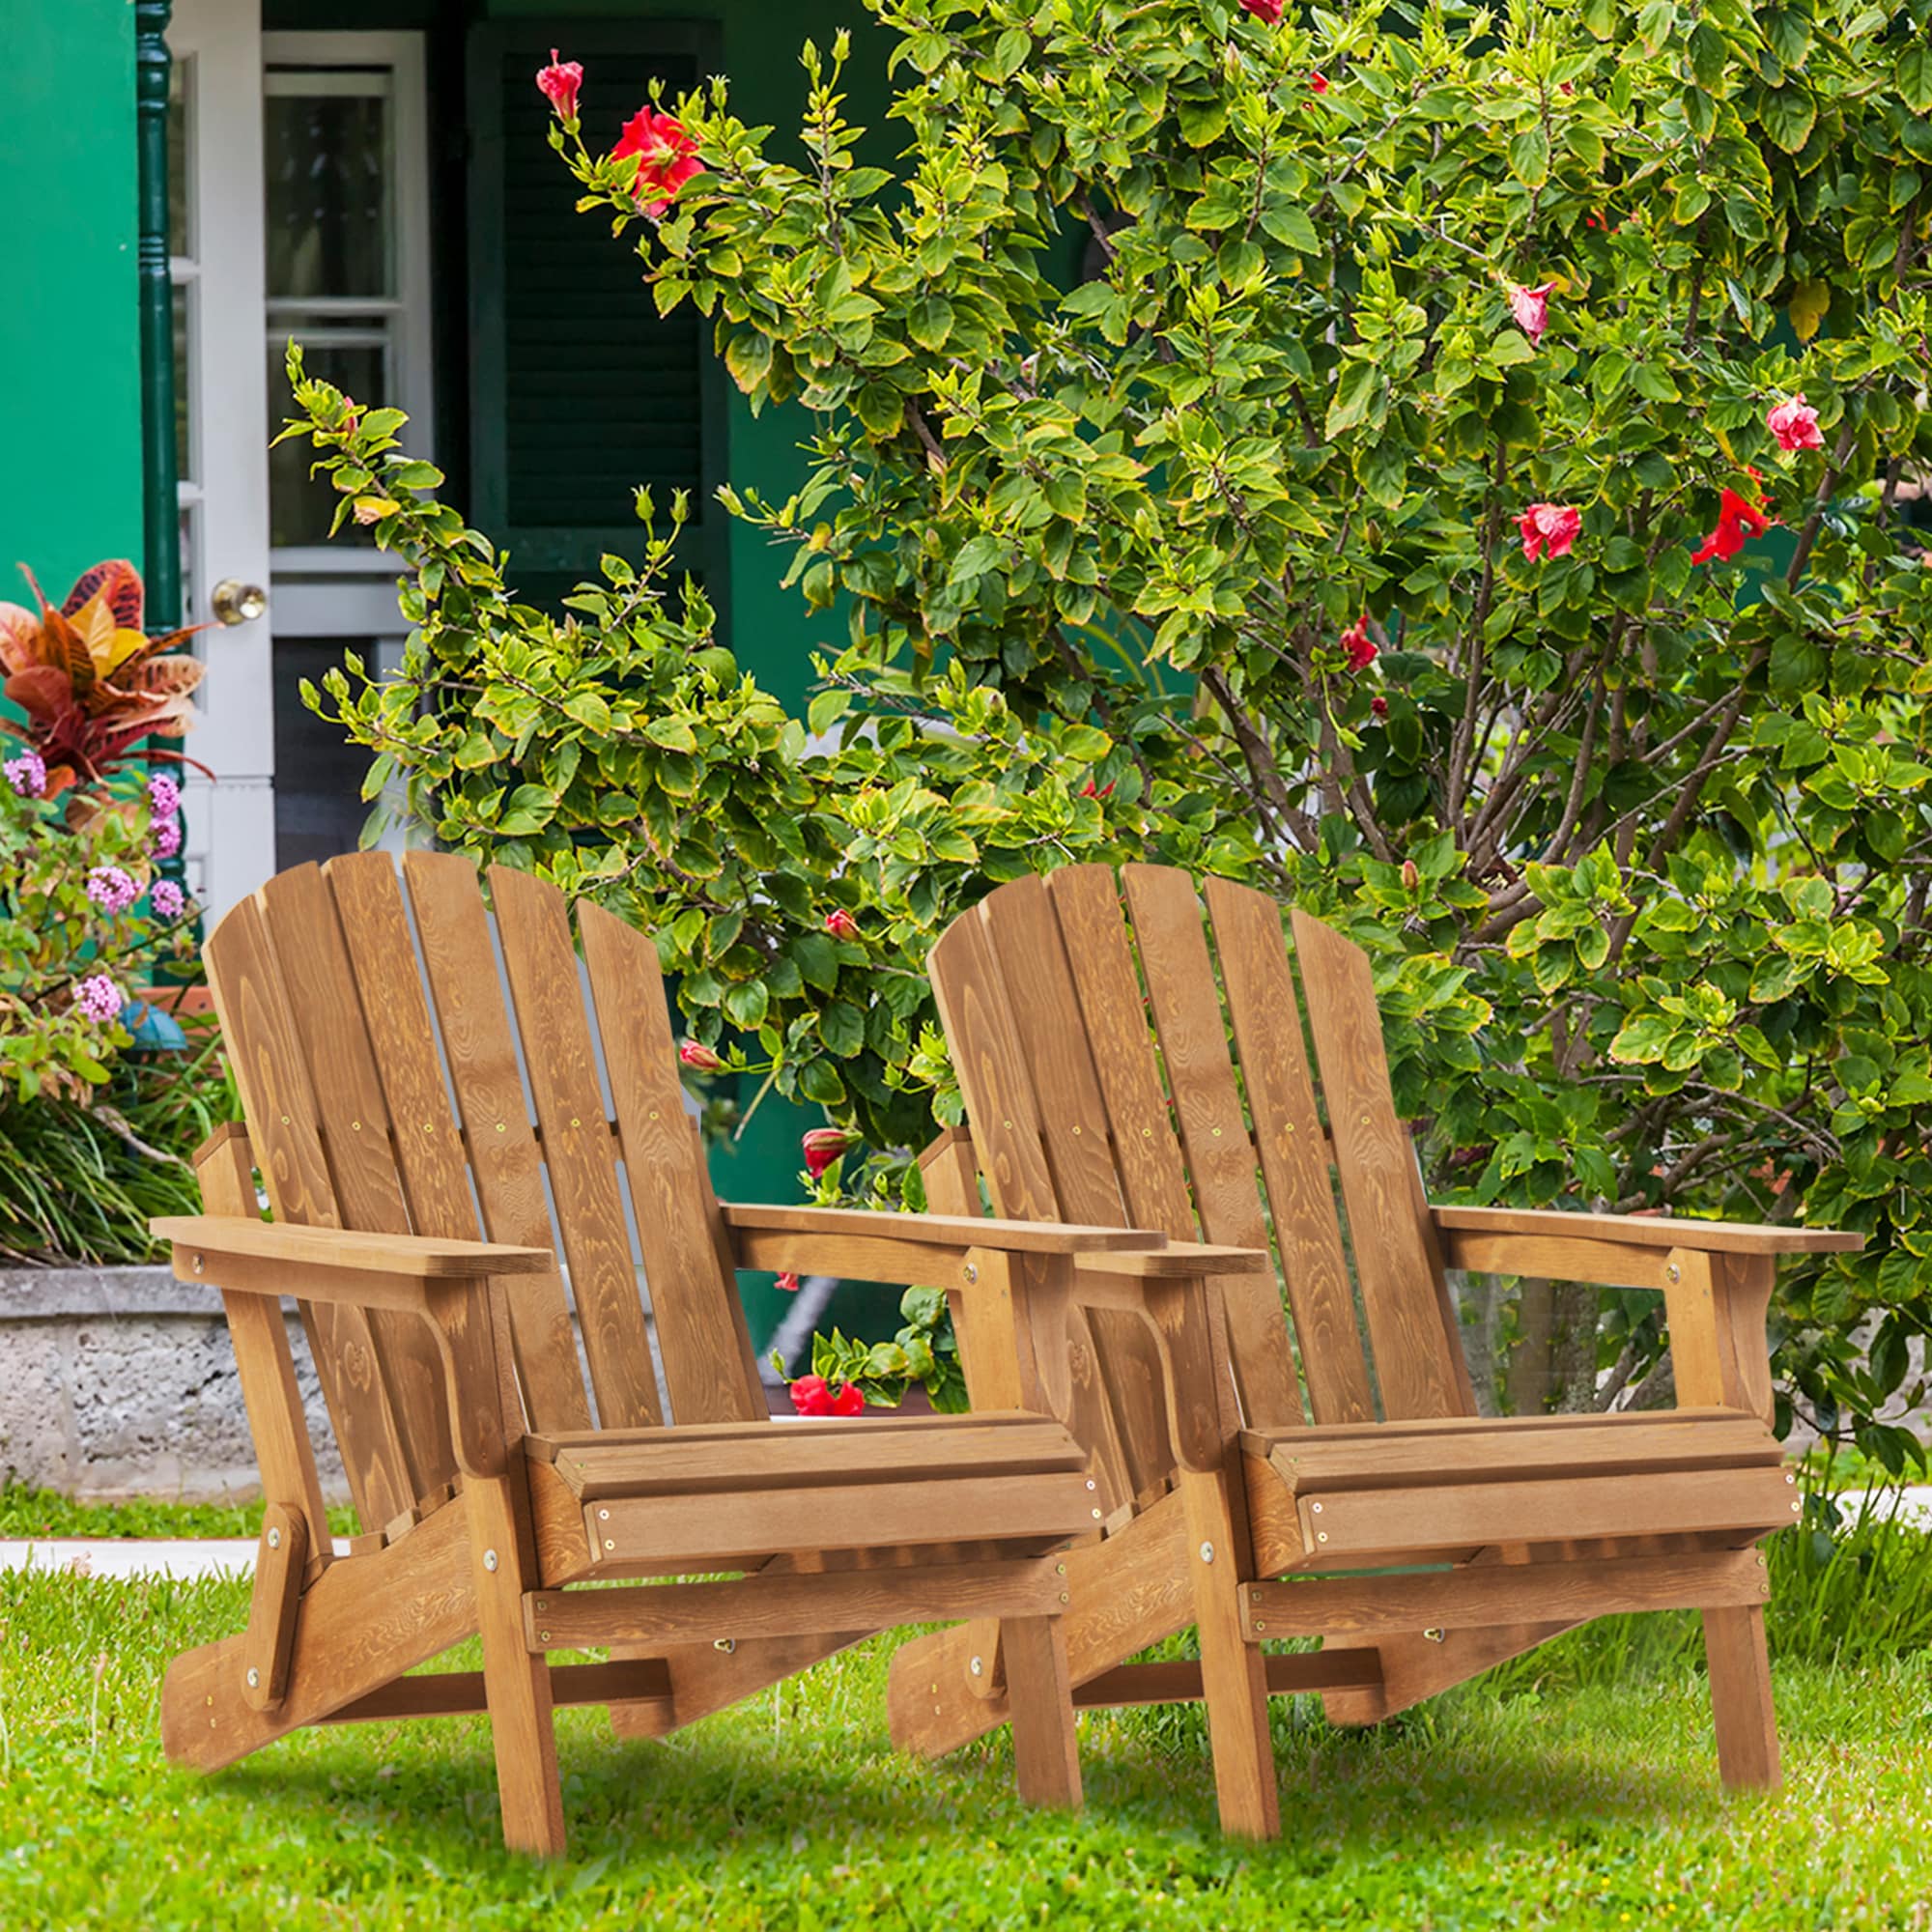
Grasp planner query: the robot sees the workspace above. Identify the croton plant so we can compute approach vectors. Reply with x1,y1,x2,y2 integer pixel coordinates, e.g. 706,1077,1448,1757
302,0,1931,1452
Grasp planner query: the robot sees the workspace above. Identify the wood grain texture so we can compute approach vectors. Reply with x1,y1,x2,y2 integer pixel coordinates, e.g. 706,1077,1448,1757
160,1488,477,1771
722,1200,1169,1255
1205,874,1371,1426
489,865,660,1431
402,852,593,1435
259,865,457,1502
588,1470,1097,1567
1124,866,1301,1441
1704,1604,1780,1787
1290,909,1464,1420
1296,1464,1798,1557
204,892,413,1530
1432,1204,1862,1254
153,1215,551,1279
1003,1616,1083,1809
190,1132,333,1578
1240,1547,1768,1637
526,1557,1063,1650
1259,1413,1781,1491
1073,1652,1383,1706
241,1505,306,1710
580,899,764,1424
320,1660,670,1727
540,1414,1086,1497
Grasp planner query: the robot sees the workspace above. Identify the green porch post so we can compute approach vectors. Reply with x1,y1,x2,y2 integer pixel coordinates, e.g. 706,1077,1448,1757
135,0,180,633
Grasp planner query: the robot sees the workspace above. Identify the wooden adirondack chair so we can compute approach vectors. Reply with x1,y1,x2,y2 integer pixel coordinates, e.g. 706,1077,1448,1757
888,864,1862,1836
149,853,1200,1855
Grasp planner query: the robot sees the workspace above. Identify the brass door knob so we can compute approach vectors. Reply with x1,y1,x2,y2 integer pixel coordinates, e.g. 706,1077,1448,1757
211,580,268,626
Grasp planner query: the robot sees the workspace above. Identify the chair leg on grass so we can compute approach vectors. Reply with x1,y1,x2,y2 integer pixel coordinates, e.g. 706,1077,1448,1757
469,1470,567,1857
1180,1465,1280,1840
1704,1604,1780,1791
1001,1615,1083,1809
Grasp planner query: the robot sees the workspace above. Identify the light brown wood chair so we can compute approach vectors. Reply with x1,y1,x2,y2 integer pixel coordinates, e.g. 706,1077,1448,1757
150,854,1200,1856
887,864,1862,1835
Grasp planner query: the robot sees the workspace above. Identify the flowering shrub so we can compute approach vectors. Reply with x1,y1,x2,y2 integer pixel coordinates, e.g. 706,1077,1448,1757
1,768,198,1100
506,0,1932,1454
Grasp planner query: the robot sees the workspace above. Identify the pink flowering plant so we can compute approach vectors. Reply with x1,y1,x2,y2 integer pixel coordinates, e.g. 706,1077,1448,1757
0,768,198,1100
298,1,1932,1448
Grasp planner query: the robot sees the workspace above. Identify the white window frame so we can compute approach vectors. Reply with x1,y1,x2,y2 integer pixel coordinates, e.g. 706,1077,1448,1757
261,30,434,587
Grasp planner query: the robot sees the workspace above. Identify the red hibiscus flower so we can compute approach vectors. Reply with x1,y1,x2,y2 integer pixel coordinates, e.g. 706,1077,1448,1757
1340,617,1378,671
1517,502,1581,562
1767,394,1824,454
1507,281,1553,347
535,49,582,124
790,1374,865,1417
802,1126,857,1179
1081,778,1116,799
775,1270,801,1293
612,106,702,219
1240,0,1286,21
825,908,860,942
1690,486,1773,566
678,1039,722,1071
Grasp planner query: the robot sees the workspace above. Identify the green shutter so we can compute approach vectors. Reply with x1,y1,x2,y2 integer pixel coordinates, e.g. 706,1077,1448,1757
467,19,726,617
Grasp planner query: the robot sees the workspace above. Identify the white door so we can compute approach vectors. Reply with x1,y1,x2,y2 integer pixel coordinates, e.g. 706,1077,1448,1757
168,12,433,919
169,0,275,921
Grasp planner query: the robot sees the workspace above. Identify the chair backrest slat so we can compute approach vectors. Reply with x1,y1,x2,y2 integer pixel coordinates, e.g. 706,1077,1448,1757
1122,865,1304,1432
487,865,662,1430
977,876,1173,1505
1204,877,1375,1425
580,900,764,1424
400,854,593,1435
257,866,459,1501
204,892,417,1528
1290,908,1463,1419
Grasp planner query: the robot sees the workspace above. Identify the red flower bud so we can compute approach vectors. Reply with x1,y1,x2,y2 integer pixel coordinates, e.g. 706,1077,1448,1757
1308,69,1330,90
1402,860,1420,891
1371,695,1389,718
678,1039,723,1071
535,48,583,123
825,908,860,942
775,1270,801,1293
802,1126,858,1178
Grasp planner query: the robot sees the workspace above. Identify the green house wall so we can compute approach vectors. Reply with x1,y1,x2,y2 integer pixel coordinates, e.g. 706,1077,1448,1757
0,0,145,598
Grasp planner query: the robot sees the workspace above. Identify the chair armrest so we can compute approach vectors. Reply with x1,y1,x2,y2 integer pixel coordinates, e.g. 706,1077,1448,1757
1431,1204,1861,1259
150,1214,554,1311
150,1214,547,1481
721,1201,1166,1287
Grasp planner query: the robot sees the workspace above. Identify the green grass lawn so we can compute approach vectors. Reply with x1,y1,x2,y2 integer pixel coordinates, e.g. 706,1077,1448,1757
4,1517,1930,1932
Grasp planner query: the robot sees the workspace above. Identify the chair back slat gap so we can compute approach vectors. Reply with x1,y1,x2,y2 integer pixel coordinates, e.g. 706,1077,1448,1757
400,853,593,1435
487,864,662,1430
1203,876,1376,1426
579,899,765,1424
203,893,416,1529
978,875,1170,1505
1290,908,1468,1419
257,866,458,1501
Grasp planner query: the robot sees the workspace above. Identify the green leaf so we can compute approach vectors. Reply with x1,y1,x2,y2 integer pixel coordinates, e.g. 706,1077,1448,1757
1178,97,1228,148
1508,127,1549,188
907,294,953,351
1898,44,1932,113
724,331,773,395
1758,87,1817,156
1325,358,1379,438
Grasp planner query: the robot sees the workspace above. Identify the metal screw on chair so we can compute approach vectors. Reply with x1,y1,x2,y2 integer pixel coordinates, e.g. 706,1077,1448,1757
541,1630,552,1643
192,1254,205,1275
1056,1562,1065,1576
964,1264,979,1284
1254,1621,1266,1633
245,1667,260,1689
1092,1508,1103,1520
599,1508,611,1519
1085,1479,1095,1491
605,1539,615,1550
1423,1628,1445,1643
1310,1501,1322,1513
970,1656,984,1677
267,1526,281,1550
483,1548,498,1572
1317,1532,1329,1544
1666,1263,1682,1283
1199,1542,1215,1564
715,1638,735,1654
